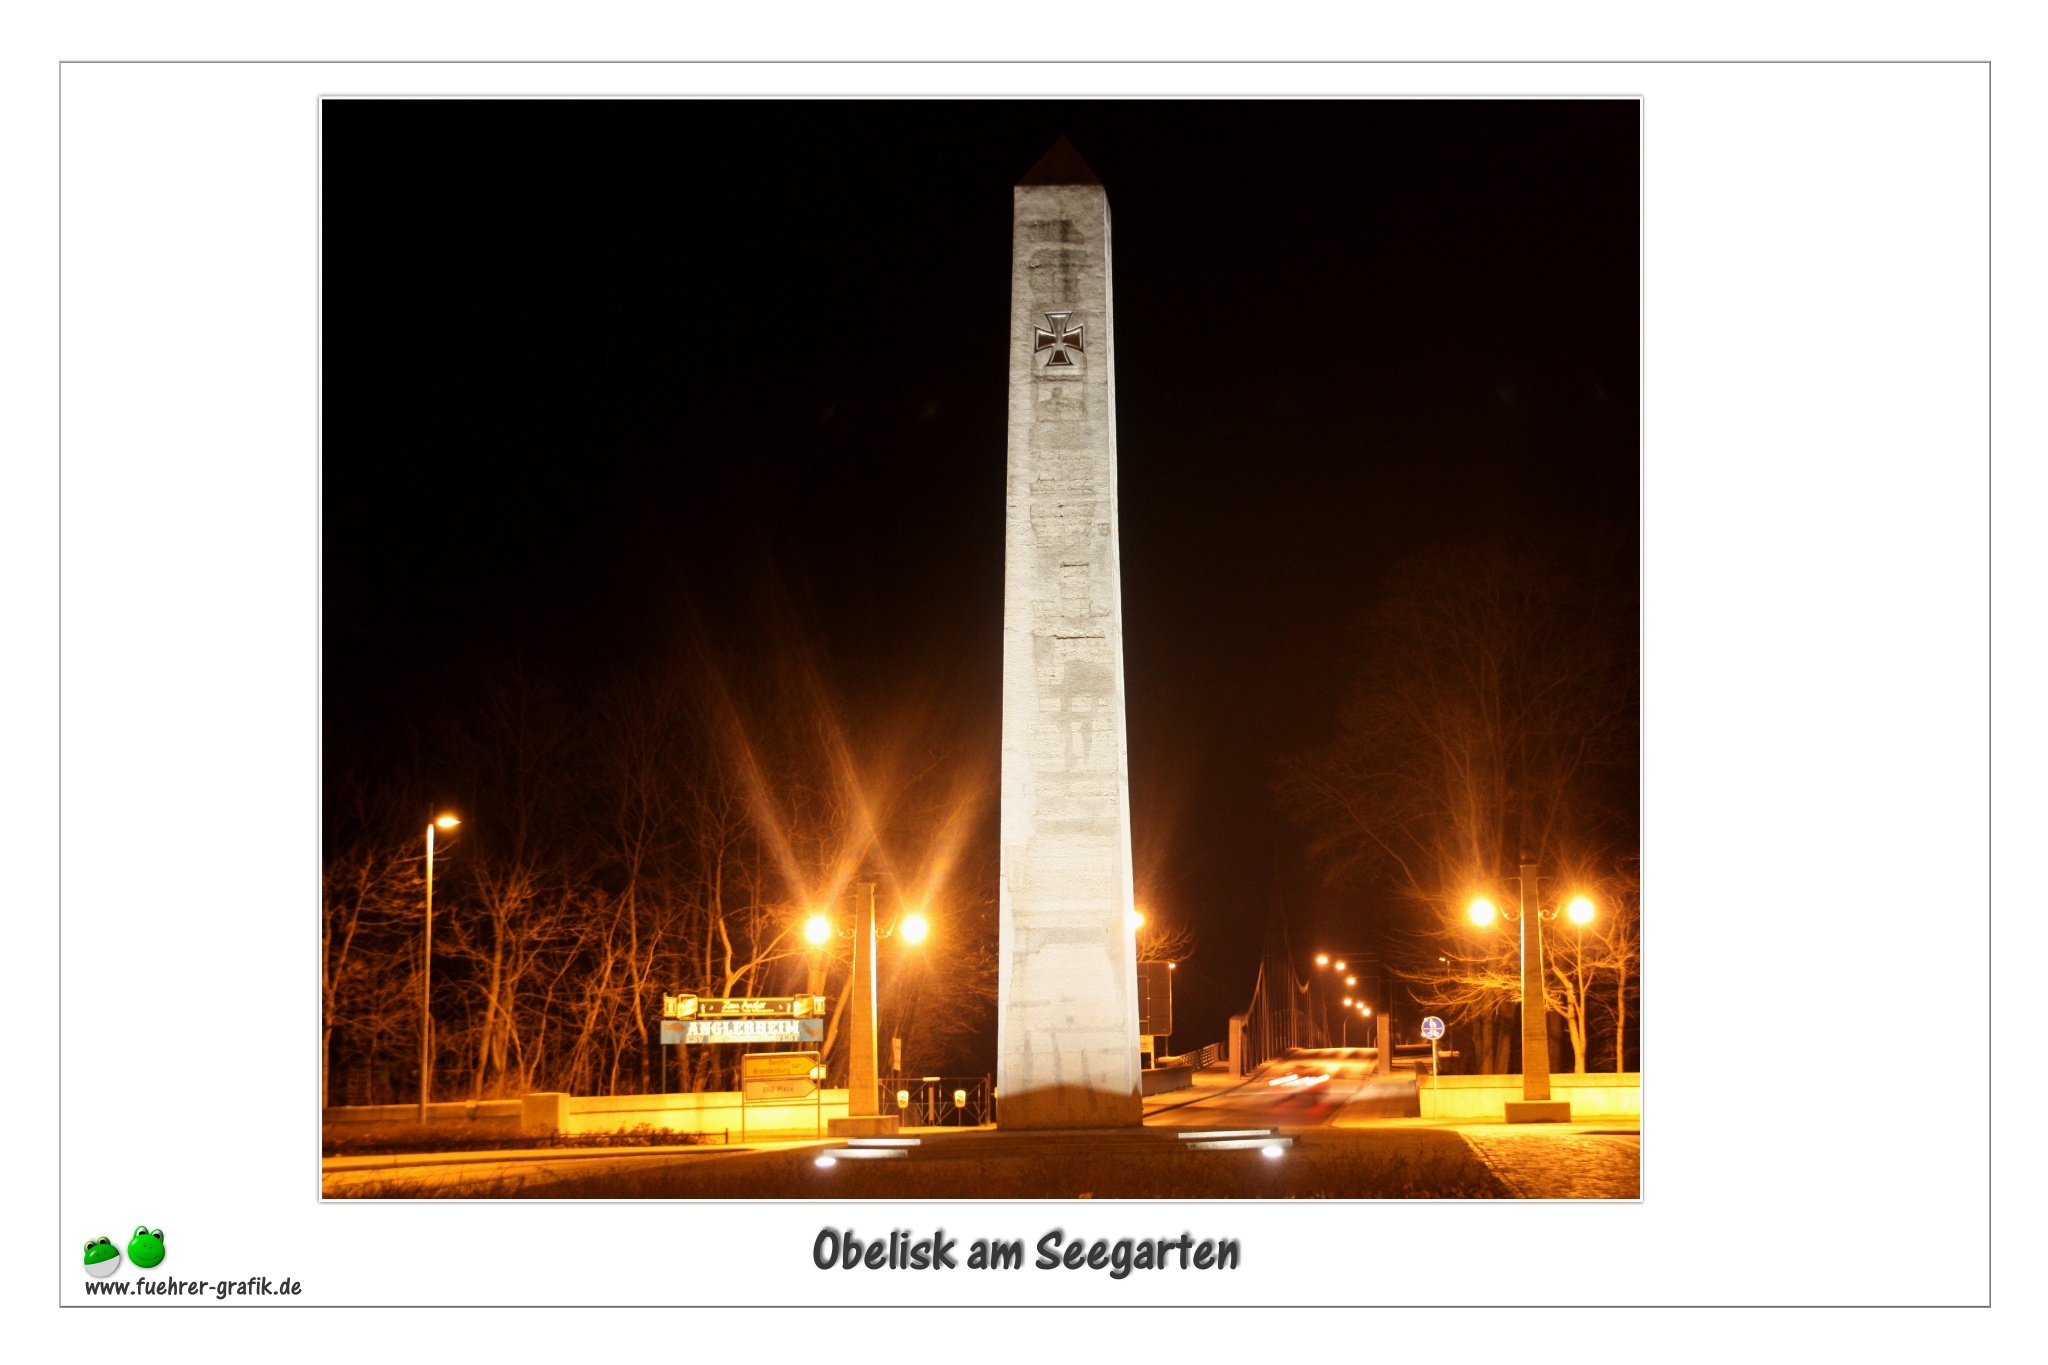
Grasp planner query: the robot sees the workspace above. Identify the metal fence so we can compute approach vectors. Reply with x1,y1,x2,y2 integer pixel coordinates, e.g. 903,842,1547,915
881,1075,992,1127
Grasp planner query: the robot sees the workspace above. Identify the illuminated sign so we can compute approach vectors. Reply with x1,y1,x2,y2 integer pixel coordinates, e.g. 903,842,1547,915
661,994,827,1021
661,1017,826,1045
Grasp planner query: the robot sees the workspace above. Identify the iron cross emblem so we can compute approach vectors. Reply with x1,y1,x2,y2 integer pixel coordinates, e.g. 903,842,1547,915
1033,311,1085,368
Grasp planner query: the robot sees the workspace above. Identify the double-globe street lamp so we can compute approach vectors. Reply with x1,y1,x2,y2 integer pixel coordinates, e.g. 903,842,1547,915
804,883,929,1131
1466,864,1595,1117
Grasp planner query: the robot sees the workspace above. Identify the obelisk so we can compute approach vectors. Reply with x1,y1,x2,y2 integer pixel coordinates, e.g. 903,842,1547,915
996,137,1143,1128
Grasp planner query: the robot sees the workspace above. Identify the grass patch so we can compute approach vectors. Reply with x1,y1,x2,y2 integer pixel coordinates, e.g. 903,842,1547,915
323,1122,719,1157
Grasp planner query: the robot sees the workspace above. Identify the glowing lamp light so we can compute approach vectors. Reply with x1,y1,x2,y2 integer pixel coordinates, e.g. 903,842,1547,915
1315,954,1329,966
1261,1145,1284,1159
1468,897,1498,927
1334,961,1347,972
815,1155,838,1169
1345,976,1356,987
804,913,832,945
1362,1006,1372,1016
1342,997,1352,1007
1567,896,1596,925
953,1089,967,1108
1127,909,1145,931
900,913,929,944
434,814,460,829
896,1089,911,1108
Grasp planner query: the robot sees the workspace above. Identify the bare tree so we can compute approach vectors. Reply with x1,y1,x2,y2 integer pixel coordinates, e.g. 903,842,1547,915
1285,544,1636,1073
1136,914,1197,966
1588,861,1640,1072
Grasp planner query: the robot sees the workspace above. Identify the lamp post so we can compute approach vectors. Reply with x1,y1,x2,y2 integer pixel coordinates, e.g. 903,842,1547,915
1517,860,1549,1104
1468,870,1594,1119
420,813,459,1123
825,883,927,1134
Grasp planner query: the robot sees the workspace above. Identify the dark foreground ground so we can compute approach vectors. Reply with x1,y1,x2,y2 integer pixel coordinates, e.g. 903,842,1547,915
326,1125,1512,1199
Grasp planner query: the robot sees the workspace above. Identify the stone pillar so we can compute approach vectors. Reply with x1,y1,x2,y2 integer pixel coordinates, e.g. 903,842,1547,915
1519,861,1551,1101
519,1092,569,1137
1375,1011,1392,1077
849,881,878,1116
996,137,1143,1129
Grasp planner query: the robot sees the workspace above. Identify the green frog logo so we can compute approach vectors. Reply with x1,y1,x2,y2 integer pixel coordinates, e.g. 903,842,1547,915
83,1236,121,1278
127,1226,165,1270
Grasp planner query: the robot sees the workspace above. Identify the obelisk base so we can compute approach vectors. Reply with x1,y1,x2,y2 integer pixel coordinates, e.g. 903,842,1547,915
996,1087,1141,1131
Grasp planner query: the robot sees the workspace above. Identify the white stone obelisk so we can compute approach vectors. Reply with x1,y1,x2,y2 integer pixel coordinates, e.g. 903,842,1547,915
996,137,1143,1128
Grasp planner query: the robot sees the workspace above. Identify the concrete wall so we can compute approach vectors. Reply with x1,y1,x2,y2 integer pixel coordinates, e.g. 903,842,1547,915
560,1089,848,1138
1417,1073,1640,1120
1140,1066,1194,1097
323,1099,526,1135
323,1090,851,1139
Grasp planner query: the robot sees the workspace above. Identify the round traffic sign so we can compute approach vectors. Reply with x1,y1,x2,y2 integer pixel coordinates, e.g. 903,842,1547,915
1420,1016,1446,1040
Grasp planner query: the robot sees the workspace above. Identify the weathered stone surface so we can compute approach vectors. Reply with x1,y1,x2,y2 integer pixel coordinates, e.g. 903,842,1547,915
996,153,1142,1129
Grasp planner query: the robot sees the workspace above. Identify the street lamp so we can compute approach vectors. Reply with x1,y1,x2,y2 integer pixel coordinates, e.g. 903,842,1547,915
802,909,833,998
836,883,930,1133
1466,864,1582,1117
420,813,459,1122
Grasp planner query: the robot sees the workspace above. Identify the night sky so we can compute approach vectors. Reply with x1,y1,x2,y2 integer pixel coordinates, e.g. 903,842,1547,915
323,99,1639,1052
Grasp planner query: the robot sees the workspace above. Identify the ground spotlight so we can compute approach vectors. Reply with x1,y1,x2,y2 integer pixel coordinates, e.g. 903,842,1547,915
1260,1145,1283,1159
815,1155,838,1168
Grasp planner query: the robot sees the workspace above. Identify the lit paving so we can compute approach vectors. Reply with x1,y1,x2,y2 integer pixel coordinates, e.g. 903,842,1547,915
1448,1125,1641,1199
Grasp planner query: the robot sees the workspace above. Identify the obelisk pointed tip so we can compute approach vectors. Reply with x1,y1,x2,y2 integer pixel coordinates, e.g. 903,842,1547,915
1018,135,1101,187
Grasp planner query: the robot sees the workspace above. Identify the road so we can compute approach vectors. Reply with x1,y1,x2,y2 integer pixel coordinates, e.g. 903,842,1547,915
1143,1052,1640,1198
1145,1049,1418,1130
